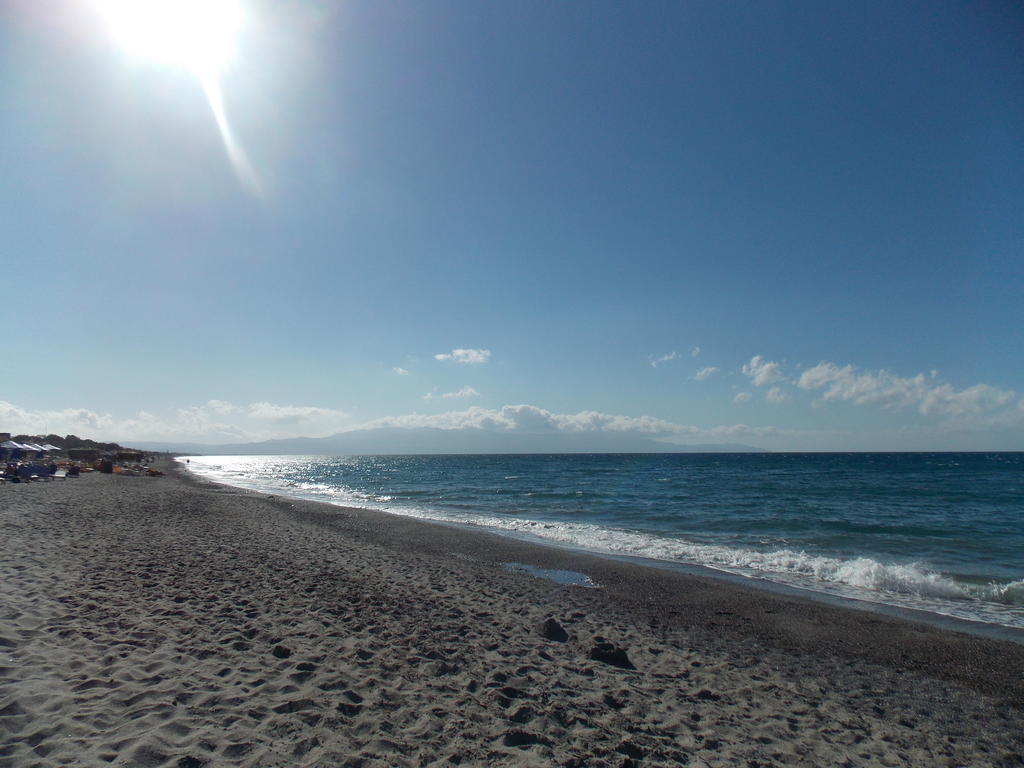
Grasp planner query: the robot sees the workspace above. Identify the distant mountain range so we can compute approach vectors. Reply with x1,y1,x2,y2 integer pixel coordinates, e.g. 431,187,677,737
130,427,765,455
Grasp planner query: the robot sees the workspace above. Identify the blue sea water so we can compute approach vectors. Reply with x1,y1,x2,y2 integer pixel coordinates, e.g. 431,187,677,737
184,453,1024,629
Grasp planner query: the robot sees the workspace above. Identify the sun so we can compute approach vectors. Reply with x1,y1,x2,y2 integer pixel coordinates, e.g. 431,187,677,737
93,0,243,79
93,0,260,192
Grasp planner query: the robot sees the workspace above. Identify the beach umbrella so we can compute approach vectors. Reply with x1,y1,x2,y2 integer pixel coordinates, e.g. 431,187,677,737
0,440,22,449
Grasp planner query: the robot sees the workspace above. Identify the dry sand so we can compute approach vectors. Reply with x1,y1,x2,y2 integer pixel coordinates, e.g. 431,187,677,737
1,461,1022,767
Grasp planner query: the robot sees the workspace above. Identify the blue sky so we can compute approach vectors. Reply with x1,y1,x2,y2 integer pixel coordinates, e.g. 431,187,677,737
2,0,1022,450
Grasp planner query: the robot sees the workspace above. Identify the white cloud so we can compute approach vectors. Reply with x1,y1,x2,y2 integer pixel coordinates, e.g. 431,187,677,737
358,404,700,438
701,423,784,440
733,392,752,404
434,348,491,364
691,346,701,358
0,399,351,443
693,366,719,381
741,355,784,387
344,405,839,448
424,387,478,401
393,367,410,376
651,351,679,368
797,361,1017,419
765,386,789,405
0,401,115,436
205,399,240,415
919,383,1015,417
797,362,855,391
246,402,349,426
551,409,692,435
442,386,480,400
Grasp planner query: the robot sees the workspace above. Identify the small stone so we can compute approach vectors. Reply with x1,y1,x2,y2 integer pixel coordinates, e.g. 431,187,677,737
603,692,625,709
272,645,292,659
503,730,543,748
510,706,534,724
617,741,645,759
539,617,569,642
588,642,635,670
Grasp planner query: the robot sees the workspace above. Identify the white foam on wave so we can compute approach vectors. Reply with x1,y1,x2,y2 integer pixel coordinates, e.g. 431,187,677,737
182,456,1024,628
431,514,998,601
983,579,1024,605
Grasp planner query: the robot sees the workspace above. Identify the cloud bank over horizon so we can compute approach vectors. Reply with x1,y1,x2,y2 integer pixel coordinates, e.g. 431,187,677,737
0,398,781,447
2,356,1020,450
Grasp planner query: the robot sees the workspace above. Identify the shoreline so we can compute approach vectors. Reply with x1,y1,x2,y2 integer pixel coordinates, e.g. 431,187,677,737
2,459,1022,766
181,456,1024,645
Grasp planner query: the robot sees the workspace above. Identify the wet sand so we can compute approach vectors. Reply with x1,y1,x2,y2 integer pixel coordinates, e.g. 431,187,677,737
1,460,1022,767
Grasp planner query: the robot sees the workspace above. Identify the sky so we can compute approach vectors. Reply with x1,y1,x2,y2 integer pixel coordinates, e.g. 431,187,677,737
2,0,1022,451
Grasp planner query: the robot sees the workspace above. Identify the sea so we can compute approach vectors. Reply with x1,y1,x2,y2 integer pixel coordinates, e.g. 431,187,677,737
183,452,1024,632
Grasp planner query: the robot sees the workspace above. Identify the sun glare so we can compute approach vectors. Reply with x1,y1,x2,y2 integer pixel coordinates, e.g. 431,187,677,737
94,0,242,78
93,0,260,193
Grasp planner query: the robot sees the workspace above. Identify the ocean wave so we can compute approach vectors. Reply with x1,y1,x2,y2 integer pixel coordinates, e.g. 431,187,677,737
980,579,1024,606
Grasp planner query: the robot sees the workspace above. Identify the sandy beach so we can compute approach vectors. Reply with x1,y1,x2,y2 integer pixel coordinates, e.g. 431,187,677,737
1,461,1022,767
